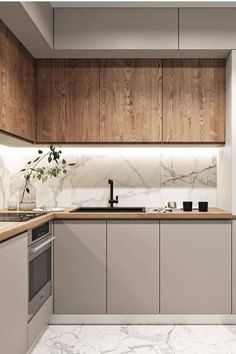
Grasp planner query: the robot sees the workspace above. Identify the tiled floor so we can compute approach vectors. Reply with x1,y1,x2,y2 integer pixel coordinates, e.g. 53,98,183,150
31,325,236,354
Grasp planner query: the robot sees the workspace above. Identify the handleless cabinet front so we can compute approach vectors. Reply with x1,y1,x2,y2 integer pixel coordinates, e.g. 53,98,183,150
160,220,231,314
0,233,28,354
232,220,236,313
107,220,159,314
54,220,106,314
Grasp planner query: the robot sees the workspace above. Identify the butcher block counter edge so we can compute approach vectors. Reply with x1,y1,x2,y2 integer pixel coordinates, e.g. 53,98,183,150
0,208,232,243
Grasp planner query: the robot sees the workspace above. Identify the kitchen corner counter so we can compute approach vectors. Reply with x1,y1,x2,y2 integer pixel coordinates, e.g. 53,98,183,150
0,213,54,243
0,208,232,244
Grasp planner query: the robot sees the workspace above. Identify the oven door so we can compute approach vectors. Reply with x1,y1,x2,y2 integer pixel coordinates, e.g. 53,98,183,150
28,235,55,320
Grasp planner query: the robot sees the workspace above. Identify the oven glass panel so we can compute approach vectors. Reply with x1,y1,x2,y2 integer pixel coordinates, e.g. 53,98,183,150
29,247,51,301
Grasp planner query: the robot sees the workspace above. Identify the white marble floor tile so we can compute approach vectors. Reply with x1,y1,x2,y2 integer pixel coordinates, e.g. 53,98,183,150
31,325,121,354
31,325,236,354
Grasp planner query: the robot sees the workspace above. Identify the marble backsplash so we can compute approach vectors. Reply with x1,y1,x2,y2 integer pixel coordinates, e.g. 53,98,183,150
0,146,217,209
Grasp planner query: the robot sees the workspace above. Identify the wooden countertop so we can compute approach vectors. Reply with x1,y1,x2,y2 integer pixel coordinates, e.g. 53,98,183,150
0,207,232,244
0,213,54,243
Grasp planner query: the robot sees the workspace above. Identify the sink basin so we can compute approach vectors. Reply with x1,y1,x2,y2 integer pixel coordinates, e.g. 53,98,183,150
70,207,146,213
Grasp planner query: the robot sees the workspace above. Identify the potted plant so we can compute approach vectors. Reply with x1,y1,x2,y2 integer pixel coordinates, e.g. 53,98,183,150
19,145,75,211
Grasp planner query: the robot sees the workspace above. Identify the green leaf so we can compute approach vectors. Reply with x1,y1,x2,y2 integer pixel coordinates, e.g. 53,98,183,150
33,157,40,163
38,150,43,154
26,187,30,193
48,156,52,163
68,163,76,166
38,168,44,174
52,169,57,177
42,176,48,183
27,161,31,165
62,159,66,165
20,168,26,172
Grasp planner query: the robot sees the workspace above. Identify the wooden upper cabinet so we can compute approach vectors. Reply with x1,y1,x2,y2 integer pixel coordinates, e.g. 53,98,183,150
163,59,225,143
37,59,99,143
100,59,162,143
0,21,36,142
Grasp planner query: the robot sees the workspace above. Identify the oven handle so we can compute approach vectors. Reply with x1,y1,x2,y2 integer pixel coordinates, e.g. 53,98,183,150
30,236,56,253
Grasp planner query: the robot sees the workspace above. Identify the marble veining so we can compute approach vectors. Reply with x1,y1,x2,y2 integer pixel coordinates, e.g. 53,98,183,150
31,325,236,354
0,146,217,208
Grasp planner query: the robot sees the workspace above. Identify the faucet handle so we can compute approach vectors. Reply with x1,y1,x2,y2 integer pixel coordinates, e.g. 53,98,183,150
115,195,119,203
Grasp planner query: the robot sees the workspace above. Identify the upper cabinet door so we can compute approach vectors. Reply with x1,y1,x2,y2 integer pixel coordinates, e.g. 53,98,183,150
100,59,162,143
179,9,236,50
0,21,36,142
163,59,225,143
37,59,99,143
55,8,178,50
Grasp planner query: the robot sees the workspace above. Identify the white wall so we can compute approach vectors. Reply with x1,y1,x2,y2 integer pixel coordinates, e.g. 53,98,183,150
217,50,236,214
232,51,236,214
21,2,53,48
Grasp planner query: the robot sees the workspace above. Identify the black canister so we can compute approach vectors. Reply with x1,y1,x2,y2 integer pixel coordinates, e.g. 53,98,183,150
183,201,192,212
198,201,208,212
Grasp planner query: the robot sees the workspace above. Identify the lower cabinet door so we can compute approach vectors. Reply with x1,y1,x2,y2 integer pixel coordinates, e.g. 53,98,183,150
0,233,28,354
107,220,159,314
160,220,231,314
54,220,106,314
232,220,236,313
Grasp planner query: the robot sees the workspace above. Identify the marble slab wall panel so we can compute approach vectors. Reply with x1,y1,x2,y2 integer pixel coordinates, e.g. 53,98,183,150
0,146,217,209
160,150,217,208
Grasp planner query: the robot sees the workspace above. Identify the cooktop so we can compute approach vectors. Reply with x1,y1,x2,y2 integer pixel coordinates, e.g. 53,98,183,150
0,212,46,222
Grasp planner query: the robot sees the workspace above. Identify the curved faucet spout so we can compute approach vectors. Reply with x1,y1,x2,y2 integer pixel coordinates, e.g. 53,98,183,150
108,179,119,207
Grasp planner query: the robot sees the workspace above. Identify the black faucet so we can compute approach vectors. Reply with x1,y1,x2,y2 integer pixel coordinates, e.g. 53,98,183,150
108,179,119,207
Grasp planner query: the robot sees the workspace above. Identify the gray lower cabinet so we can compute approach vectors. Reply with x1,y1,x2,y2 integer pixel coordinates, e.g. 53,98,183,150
160,220,231,314
232,220,236,313
107,220,159,314
54,220,106,314
28,296,53,350
0,233,28,354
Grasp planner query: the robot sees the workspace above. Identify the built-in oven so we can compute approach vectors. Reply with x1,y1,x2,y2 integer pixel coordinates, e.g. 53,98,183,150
28,221,55,320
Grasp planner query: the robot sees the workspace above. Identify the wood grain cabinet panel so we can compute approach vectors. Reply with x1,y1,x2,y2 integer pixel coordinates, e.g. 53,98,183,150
37,59,99,143
163,59,225,143
100,59,162,143
0,20,36,142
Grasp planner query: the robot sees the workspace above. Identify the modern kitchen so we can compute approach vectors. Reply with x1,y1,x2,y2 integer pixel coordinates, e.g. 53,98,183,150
1,1,236,353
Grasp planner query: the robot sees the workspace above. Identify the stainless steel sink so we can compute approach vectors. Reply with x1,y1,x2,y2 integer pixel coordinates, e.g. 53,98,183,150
70,207,146,213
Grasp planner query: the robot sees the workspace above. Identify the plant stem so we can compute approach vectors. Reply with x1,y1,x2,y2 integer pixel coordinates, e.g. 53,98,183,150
20,151,50,203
